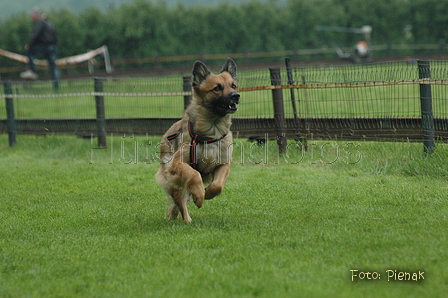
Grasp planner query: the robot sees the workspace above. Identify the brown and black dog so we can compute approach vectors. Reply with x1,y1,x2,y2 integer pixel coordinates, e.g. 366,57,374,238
155,58,240,222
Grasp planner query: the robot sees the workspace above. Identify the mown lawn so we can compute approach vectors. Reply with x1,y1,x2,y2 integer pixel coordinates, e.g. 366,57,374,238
0,135,447,297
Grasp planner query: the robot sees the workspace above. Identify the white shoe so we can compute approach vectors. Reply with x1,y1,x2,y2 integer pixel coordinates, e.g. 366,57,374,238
20,70,38,80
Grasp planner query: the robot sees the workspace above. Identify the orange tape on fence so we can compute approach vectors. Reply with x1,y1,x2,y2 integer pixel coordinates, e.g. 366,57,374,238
238,80,448,92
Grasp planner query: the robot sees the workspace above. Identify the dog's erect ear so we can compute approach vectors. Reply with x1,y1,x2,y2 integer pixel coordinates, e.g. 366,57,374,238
192,61,211,87
220,58,237,79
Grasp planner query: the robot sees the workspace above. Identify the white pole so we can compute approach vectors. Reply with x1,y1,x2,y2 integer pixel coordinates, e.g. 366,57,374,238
103,46,113,74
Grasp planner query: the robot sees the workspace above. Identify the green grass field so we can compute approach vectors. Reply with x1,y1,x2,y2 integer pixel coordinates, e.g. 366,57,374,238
1,134,447,297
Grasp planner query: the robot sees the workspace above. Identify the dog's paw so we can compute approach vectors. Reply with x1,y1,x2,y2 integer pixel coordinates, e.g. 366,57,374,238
187,179,205,208
190,187,205,208
183,215,192,223
192,192,205,209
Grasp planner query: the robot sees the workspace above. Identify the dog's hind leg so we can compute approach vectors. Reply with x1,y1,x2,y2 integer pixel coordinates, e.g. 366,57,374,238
167,203,180,220
170,188,192,223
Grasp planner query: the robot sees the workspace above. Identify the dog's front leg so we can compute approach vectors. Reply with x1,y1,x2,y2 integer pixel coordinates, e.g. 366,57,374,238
205,164,230,200
168,151,205,222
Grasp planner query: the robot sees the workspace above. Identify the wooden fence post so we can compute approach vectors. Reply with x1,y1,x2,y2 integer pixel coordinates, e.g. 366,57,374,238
183,75,192,110
417,60,435,154
94,78,107,148
3,81,16,147
269,68,287,154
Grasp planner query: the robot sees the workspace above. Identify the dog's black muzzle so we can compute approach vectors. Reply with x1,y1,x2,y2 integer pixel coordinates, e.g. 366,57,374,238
211,91,240,116
227,92,240,114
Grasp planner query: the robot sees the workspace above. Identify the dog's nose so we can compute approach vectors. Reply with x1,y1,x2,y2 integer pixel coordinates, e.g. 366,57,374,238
230,92,240,103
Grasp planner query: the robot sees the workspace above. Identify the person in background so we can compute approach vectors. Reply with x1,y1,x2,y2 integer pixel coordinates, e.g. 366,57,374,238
20,7,59,89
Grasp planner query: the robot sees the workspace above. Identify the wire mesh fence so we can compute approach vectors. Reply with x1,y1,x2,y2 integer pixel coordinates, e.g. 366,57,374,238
284,62,420,118
1,60,447,142
1,77,187,120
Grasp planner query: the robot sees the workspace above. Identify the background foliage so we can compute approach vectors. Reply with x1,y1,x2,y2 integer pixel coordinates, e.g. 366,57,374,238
0,0,447,66
0,0,275,19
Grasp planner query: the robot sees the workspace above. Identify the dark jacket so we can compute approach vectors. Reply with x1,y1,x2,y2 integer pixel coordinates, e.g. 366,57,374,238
28,17,58,47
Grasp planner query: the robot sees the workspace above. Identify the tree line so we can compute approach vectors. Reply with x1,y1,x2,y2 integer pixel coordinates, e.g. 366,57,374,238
0,0,446,67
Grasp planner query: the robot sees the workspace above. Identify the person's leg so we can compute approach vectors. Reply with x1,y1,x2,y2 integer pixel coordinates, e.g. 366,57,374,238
46,45,59,89
26,45,46,73
25,48,37,73
22,45,46,79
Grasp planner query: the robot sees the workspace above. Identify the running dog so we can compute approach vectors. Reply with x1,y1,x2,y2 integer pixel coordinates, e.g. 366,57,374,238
155,58,240,222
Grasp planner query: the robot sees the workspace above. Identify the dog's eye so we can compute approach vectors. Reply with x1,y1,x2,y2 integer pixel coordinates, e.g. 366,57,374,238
231,83,237,89
213,84,223,92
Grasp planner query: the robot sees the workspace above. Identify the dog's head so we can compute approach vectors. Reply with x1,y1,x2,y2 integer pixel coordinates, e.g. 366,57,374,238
192,58,240,117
